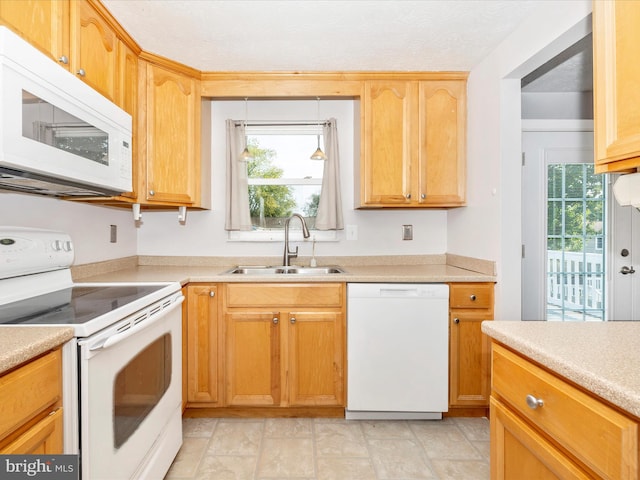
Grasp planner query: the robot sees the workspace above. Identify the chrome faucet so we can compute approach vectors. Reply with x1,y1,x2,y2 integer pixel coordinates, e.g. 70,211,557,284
283,213,310,266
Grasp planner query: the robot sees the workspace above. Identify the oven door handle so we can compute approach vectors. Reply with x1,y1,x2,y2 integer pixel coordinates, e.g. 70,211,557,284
88,295,184,351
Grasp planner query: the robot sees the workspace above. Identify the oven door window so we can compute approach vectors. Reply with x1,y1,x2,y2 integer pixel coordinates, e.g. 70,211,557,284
113,333,172,448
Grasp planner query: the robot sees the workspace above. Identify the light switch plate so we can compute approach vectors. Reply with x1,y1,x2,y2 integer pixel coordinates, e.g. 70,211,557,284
402,224,413,240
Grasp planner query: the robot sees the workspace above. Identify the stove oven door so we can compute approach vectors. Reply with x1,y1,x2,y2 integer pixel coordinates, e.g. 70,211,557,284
78,294,183,480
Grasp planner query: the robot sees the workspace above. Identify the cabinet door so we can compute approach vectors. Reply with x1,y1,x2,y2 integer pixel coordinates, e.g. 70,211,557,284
490,398,591,480
287,311,345,407
69,0,118,103
225,311,280,406
187,285,222,405
593,0,640,172
449,311,491,407
418,81,466,206
144,63,200,204
361,81,415,206
0,408,63,455
116,41,138,200
0,0,68,65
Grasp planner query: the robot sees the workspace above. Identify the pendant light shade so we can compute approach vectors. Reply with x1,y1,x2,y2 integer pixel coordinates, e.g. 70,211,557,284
239,97,253,162
310,97,327,161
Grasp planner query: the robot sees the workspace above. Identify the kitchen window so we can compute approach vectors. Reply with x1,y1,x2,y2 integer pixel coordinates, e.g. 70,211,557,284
245,125,324,233
226,115,344,241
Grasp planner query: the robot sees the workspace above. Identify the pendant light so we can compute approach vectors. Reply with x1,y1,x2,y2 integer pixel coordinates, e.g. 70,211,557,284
239,97,253,162
310,97,327,161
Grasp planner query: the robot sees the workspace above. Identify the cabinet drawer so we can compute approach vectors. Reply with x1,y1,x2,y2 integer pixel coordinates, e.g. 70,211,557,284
450,283,493,309
225,283,344,308
0,349,62,441
492,344,638,479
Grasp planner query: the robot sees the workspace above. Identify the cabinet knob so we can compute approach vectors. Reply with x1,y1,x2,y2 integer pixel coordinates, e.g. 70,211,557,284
453,317,460,324
470,294,477,301
405,193,411,199
272,317,279,325
76,68,86,77
209,291,215,297
58,55,69,65
421,193,426,199
525,394,544,410
290,317,296,324
149,190,155,196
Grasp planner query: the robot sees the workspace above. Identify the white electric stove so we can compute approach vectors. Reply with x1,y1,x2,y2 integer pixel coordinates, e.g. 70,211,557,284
0,226,183,480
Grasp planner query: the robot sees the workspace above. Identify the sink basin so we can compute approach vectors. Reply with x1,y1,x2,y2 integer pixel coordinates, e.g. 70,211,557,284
223,266,346,275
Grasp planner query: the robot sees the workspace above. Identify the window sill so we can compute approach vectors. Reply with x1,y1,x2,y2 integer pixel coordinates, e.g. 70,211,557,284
227,230,339,242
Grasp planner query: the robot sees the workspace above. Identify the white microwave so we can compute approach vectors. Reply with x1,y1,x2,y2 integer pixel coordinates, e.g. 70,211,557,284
0,26,132,197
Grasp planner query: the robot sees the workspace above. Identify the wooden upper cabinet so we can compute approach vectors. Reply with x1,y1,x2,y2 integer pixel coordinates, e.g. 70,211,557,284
69,0,118,103
359,78,466,208
418,81,466,206
0,0,69,66
361,81,414,206
141,62,201,205
116,41,138,200
593,0,640,173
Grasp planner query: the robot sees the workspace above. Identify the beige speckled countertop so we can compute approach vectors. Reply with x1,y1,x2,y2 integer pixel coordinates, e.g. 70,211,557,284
72,254,497,284
482,321,640,418
0,327,74,375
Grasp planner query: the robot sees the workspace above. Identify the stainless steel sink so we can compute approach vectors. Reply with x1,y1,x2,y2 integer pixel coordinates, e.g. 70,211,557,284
223,265,346,275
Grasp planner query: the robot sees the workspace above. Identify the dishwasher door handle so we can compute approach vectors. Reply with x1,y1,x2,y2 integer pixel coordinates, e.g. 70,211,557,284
379,288,419,297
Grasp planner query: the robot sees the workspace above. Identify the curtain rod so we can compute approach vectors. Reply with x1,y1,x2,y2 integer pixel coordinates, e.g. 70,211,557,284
233,120,330,127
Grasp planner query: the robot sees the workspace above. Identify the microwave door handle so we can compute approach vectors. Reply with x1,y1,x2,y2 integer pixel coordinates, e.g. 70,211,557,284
88,296,184,351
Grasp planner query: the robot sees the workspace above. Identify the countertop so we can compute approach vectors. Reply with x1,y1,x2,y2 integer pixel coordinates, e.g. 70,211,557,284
74,263,496,285
0,327,74,375
482,321,640,418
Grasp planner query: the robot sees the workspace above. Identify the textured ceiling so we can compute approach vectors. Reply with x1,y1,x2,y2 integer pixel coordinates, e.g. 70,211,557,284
102,0,591,92
101,0,543,72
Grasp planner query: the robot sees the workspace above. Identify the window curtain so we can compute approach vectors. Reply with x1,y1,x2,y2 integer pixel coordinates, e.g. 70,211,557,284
315,118,344,230
225,119,252,230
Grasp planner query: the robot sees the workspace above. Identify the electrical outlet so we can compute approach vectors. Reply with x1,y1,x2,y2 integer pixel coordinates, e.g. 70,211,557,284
402,224,413,240
110,225,117,243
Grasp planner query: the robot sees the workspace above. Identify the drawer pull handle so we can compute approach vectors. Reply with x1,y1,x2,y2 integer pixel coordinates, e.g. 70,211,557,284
526,394,544,409
470,294,477,301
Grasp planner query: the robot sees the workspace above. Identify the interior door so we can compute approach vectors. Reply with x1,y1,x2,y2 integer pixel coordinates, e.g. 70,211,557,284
609,189,640,320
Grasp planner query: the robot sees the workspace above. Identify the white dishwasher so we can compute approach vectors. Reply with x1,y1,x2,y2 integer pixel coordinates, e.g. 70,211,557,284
346,283,449,420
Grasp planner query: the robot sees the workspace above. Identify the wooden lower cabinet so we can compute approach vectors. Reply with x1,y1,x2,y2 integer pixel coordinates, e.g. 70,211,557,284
448,282,494,414
491,397,591,480
0,348,64,454
186,284,223,407
225,311,280,406
224,283,346,410
490,342,639,480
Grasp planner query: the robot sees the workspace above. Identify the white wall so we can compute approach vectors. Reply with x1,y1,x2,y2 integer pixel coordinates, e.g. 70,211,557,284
0,193,137,264
136,99,448,258
447,0,592,320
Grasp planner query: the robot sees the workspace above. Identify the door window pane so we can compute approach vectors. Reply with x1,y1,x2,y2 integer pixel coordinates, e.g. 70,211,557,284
546,163,606,321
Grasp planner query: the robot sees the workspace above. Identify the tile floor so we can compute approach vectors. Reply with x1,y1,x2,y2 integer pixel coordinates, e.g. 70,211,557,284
164,416,490,480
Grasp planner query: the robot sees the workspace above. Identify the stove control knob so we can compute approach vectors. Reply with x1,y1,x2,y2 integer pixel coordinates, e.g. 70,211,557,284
52,240,62,251
63,241,73,252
